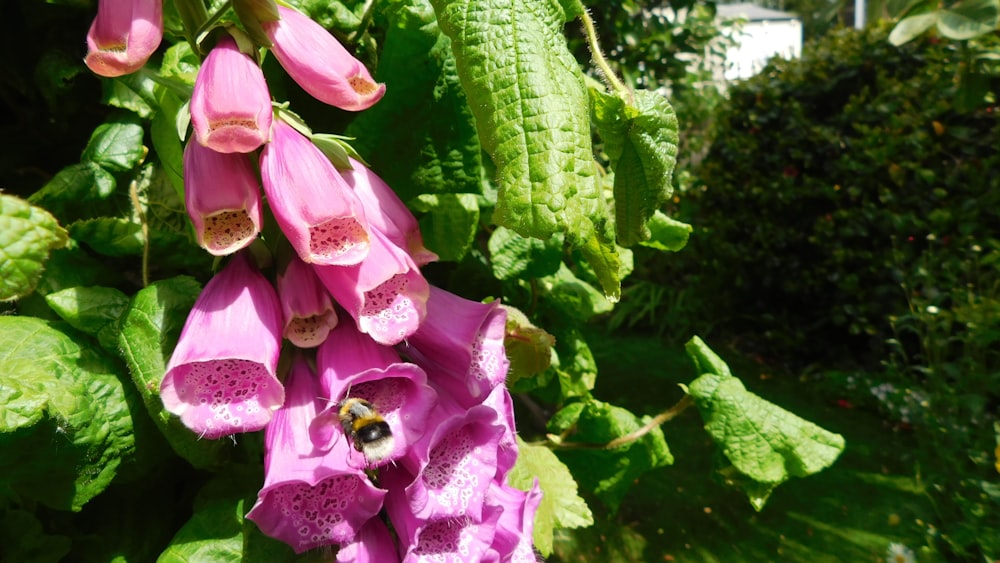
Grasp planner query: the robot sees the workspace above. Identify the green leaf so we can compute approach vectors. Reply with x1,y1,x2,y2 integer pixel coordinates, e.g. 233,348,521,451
547,327,598,398
639,210,692,252
104,72,158,118
151,90,187,201
117,277,234,469
0,194,69,301
538,262,613,321
69,218,144,256
431,0,607,243
683,335,732,378
508,438,594,557
685,338,846,510
488,226,563,280
412,193,482,261
157,468,261,563
346,0,484,202
888,11,938,45
503,304,556,387
578,227,623,300
548,399,673,511
36,242,126,297
81,116,146,173
592,89,679,246
45,286,130,352
937,0,999,39
27,162,117,224
0,509,71,563
0,317,135,511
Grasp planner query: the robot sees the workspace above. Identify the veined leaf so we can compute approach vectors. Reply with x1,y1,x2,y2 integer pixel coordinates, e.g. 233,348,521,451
45,286,130,352
81,116,146,173
488,226,563,281
431,0,608,244
0,195,69,301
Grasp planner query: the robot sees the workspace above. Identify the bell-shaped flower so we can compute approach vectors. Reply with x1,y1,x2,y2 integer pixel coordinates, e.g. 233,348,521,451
311,320,437,466
399,286,509,406
261,119,370,265
482,384,520,481
247,355,386,552
383,471,503,563
277,256,338,348
183,139,263,255
335,518,400,563
190,35,272,153
386,399,505,524
263,6,385,111
85,0,163,77
160,252,284,438
342,158,437,266
484,480,542,563
314,229,428,346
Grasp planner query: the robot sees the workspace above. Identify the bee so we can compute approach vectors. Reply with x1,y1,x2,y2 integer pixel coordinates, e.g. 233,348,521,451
338,397,394,464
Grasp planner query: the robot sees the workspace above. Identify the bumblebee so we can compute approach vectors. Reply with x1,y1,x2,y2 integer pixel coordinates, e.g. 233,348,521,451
338,397,394,463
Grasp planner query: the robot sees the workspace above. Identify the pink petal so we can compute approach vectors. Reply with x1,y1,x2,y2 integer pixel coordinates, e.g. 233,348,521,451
85,0,162,77
277,256,338,348
183,139,262,255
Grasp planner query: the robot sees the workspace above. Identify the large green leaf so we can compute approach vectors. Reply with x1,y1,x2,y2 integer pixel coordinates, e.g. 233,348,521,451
937,0,999,39
888,11,938,45
0,317,135,511
81,115,146,173
591,88,679,247
27,162,117,225
685,337,846,510
117,277,234,469
431,0,608,244
0,195,68,301
45,286,131,352
508,438,594,556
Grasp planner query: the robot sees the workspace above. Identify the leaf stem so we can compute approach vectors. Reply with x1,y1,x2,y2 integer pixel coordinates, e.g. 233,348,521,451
129,179,150,287
575,1,631,101
550,394,694,450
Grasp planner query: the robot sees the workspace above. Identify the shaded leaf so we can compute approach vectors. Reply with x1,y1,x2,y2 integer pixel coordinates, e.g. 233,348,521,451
488,226,563,281
937,0,999,39
45,286,130,352
412,193,482,261
639,210,692,252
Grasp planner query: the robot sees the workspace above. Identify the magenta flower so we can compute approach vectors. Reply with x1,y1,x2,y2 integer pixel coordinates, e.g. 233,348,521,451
263,6,386,111
247,355,386,553
182,139,263,256
190,35,272,153
485,480,543,562
342,158,437,266
387,402,505,524
160,252,284,438
334,518,400,563
314,229,429,346
400,286,509,406
277,256,338,348
85,0,162,77
310,320,437,466
260,119,370,265
482,384,520,480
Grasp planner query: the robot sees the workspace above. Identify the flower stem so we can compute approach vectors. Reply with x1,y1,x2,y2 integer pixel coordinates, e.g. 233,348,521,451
575,0,630,101
548,394,694,450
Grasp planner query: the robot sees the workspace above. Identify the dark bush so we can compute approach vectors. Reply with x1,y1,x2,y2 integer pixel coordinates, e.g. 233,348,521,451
662,24,1000,368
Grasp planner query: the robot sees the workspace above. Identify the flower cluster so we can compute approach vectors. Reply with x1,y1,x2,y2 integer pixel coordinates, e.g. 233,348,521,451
85,1,539,559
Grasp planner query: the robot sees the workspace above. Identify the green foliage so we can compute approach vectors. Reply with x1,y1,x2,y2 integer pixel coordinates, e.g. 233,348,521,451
666,24,1000,366
0,195,69,301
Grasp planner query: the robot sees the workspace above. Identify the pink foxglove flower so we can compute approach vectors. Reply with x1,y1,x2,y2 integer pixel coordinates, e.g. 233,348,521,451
311,320,437,466
342,158,437,266
261,119,370,265
335,518,400,563
160,252,284,438
247,355,386,552
263,6,385,111
482,384,520,480
485,480,543,562
85,0,163,77
386,402,505,524
183,139,263,255
400,286,509,406
190,35,272,153
277,256,338,348
314,229,429,346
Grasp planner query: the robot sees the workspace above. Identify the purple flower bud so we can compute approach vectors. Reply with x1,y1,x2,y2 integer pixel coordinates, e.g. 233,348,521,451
182,139,263,256
311,321,437,466
314,229,429,346
190,35,272,153
85,0,163,77
247,355,386,552
485,480,542,561
277,256,338,348
400,287,509,406
335,518,400,563
263,6,386,111
342,158,437,266
160,252,284,438
261,119,370,265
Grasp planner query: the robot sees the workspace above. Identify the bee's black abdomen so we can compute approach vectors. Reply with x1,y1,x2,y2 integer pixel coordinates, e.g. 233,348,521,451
356,420,391,444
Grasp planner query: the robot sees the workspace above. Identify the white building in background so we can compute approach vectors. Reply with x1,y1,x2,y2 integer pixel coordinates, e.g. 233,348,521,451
715,3,803,81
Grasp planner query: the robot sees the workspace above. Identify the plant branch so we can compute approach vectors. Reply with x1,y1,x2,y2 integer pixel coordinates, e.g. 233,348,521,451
549,394,695,450
575,1,630,100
